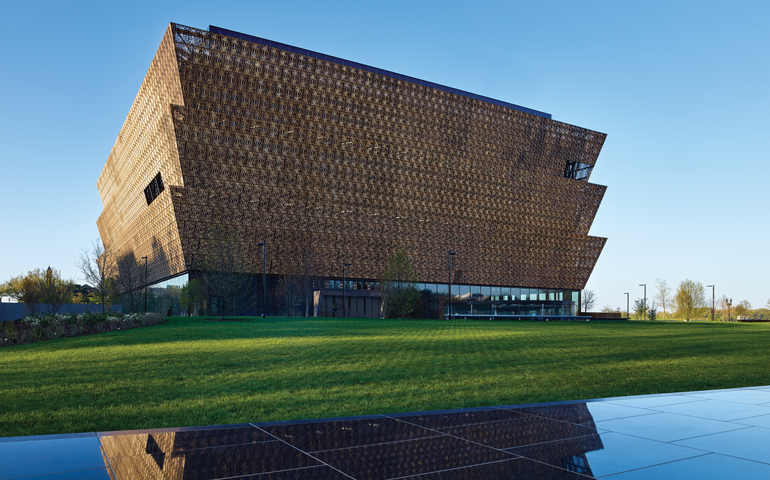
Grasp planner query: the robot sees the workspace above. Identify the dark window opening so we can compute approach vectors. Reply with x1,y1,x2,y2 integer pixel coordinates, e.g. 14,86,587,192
144,172,165,205
564,161,593,181
563,455,591,475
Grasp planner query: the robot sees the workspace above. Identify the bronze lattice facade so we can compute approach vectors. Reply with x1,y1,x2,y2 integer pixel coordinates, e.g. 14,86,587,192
97,23,607,314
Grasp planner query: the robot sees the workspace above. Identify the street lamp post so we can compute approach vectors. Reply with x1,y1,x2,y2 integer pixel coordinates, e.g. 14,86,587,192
639,284,646,320
448,251,456,319
727,298,733,322
256,242,266,317
142,256,148,314
707,285,715,322
342,263,352,318
624,292,629,319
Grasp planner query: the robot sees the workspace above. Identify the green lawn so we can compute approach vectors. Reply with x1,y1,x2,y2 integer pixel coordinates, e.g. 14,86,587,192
2,317,769,437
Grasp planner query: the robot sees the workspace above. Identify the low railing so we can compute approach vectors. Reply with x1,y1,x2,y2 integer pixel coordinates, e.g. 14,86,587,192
445,313,595,321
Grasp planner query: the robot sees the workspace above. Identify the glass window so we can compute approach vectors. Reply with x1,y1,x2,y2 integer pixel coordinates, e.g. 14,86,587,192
471,286,481,299
451,284,459,297
549,291,555,301
436,283,448,295
459,285,470,299
480,286,490,300
564,161,593,181
143,172,165,206
143,273,188,316
491,286,501,297
572,291,579,302
473,303,493,315
453,304,471,315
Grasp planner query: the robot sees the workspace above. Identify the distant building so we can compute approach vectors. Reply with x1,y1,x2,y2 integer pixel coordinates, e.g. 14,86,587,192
97,23,608,318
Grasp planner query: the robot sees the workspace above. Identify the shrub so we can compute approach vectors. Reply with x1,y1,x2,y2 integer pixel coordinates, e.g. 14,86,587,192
2,321,17,344
0,312,167,347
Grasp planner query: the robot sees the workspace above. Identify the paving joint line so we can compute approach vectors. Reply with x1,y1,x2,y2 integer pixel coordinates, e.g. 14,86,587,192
308,434,444,454
208,465,332,480
383,458,523,480
250,423,358,480
97,437,118,480
384,414,522,456
386,415,609,478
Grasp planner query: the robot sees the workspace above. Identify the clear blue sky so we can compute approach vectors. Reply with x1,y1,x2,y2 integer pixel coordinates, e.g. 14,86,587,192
1,0,768,309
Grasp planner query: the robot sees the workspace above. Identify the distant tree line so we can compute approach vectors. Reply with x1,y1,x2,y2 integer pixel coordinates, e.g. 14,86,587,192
0,268,95,316
584,279,768,321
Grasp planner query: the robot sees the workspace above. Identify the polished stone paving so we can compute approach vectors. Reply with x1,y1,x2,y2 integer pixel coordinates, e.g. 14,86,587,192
5,386,770,478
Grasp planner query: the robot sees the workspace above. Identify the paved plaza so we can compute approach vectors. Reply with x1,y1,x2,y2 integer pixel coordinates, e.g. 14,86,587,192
5,386,770,478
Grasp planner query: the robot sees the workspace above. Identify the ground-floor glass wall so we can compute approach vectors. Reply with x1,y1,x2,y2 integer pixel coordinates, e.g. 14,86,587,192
123,273,188,316
322,279,580,319
130,275,580,319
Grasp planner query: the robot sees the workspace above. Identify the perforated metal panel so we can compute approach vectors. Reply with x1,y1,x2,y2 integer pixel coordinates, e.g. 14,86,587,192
97,25,186,285
98,23,607,290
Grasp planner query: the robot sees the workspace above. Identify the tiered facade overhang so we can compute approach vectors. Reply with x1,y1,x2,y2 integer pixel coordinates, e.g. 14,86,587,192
97,23,607,291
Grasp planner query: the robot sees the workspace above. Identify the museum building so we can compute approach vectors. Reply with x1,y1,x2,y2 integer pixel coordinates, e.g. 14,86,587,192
96,23,608,318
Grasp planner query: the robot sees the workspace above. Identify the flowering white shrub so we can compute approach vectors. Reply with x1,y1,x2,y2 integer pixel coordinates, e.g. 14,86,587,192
2,311,166,347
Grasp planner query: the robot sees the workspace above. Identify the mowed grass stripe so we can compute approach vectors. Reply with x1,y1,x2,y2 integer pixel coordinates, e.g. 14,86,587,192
1,317,769,437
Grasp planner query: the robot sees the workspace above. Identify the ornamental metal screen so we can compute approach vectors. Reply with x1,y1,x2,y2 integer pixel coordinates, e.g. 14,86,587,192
97,23,608,290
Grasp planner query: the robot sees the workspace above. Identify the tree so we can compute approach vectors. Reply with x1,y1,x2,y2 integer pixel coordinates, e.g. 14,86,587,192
104,277,121,312
735,300,753,320
766,298,770,310
674,279,707,321
40,268,76,315
654,278,672,320
77,239,117,314
180,279,205,316
717,295,733,321
200,228,252,319
276,268,304,317
633,298,648,320
115,253,145,313
298,239,322,317
381,248,420,318
581,289,597,313
648,303,658,321
270,237,323,318
72,284,95,304
2,270,45,316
